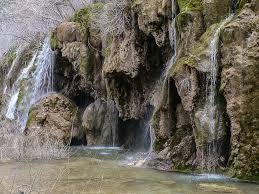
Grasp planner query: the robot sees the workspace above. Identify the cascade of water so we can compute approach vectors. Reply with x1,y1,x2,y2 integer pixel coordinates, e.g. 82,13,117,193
5,91,19,120
164,0,177,78
107,100,118,147
144,0,177,158
5,53,38,120
200,15,233,170
4,37,54,132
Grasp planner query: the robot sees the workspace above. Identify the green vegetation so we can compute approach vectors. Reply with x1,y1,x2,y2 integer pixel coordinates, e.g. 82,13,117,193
0,47,16,70
70,3,104,28
177,0,203,12
50,31,58,50
154,137,166,151
236,0,250,12
17,81,26,106
25,109,34,129
170,23,218,76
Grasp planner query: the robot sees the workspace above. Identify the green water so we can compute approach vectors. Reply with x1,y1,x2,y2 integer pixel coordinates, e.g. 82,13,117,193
0,147,258,194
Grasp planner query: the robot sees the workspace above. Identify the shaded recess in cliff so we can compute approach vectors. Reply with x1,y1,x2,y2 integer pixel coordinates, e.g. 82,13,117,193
103,5,171,121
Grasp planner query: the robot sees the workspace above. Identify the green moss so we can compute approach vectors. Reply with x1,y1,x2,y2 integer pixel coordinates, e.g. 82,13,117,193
17,80,26,106
0,47,16,70
170,23,219,76
69,3,104,43
70,3,104,28
25,109,34,129
177,0,203,12
154,137,166,151
50,31,58,50
71,8,90,27
236,0,250,12
176,12,191,27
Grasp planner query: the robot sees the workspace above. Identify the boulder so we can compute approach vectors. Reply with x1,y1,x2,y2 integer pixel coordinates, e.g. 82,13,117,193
56,22,82,44
81,99,119,146
197,183,240,193
25,93,79,145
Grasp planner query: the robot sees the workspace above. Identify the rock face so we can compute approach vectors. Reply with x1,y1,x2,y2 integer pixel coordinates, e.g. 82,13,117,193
52,19,104,106
102,0,173,120
81,99,119,146
25,93,79,145
219,2,259,179
150,0,258,179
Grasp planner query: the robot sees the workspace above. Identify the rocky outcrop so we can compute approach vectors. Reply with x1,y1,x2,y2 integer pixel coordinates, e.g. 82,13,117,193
25,93,79,145
35,0,258,181
219,2,259,180
103,1,171,120
81,98,119,146
132,0,171,47
151,0,258,178
52,7,105,106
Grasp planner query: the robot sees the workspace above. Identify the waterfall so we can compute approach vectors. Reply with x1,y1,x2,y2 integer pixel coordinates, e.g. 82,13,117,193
5,91,19,120
143,0,177,158
200,15,233,170
164,0,177,78
4,37,54,132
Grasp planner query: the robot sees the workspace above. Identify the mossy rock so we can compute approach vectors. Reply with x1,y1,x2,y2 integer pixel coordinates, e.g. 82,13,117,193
50,31,58,50
154,137,167,151
177,0,203,12
236,0,251,12
170,23,219,76
0,47,16,73
70,3,104,28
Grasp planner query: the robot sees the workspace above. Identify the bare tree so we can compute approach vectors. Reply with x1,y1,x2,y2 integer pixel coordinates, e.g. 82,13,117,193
91,0,130,43
0,0,93,57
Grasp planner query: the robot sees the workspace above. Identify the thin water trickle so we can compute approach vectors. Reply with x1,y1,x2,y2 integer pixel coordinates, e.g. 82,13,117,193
165,18,177,77
200,15,233,171
5,91,19,120
142,0,178,162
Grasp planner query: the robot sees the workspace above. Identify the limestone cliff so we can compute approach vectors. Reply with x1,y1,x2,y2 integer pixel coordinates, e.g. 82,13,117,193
1,0,257,181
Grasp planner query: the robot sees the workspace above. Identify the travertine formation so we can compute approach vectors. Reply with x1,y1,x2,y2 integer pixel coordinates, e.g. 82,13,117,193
1,0,258,180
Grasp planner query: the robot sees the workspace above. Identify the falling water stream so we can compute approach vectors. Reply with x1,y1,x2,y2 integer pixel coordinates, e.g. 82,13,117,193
200,15,234,170
3,37,54,131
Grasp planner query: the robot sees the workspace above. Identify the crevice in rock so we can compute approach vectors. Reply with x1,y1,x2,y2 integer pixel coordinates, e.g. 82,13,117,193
118,105,154,151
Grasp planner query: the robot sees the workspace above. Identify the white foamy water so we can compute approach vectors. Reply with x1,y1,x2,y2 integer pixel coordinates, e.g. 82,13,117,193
5,91,19,120
3,37,54,131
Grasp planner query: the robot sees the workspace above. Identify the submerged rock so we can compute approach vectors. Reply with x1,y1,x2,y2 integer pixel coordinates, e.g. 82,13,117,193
197,183,240,193
25,93,79,145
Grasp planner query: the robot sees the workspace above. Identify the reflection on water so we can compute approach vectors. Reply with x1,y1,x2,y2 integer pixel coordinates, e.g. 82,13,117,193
0,147,258,194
